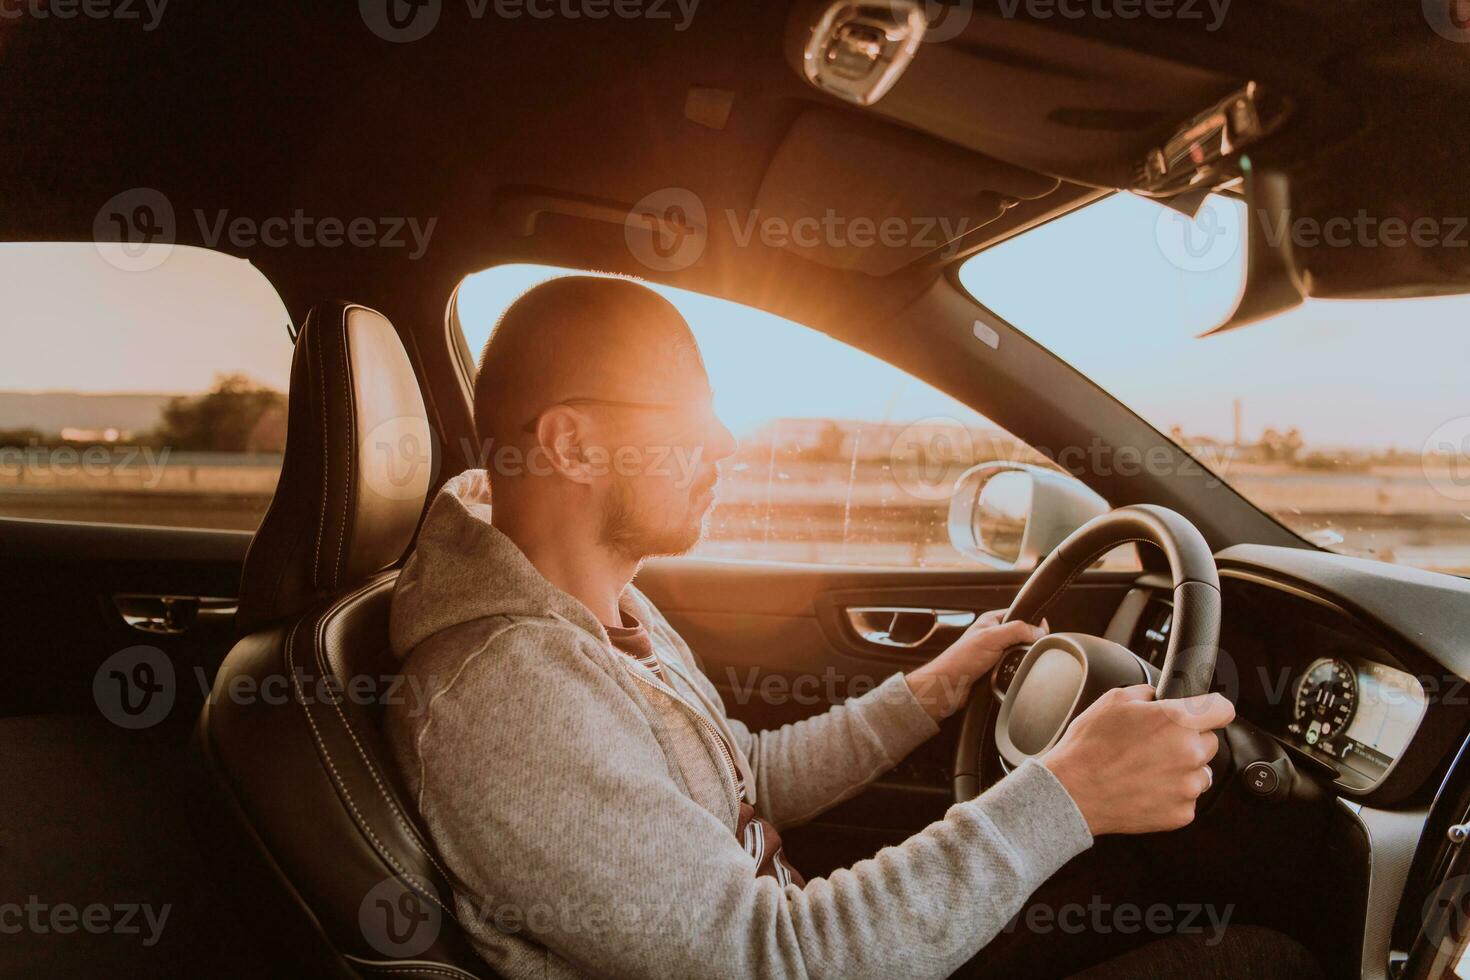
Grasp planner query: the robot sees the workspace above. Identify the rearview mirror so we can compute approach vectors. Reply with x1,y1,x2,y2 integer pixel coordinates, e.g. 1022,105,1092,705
947,462,1108,569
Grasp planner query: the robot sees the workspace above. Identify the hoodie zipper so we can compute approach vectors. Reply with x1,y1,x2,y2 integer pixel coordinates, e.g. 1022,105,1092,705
620,660,746,811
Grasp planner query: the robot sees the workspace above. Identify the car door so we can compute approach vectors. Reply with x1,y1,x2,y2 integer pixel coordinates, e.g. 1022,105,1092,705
454,262,1141,878
0,242,293,978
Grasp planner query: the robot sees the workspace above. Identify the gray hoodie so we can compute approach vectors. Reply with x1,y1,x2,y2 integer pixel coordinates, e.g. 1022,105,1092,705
386,471,1094,979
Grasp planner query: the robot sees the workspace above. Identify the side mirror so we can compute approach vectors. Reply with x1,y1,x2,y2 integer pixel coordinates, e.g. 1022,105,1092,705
947,462,1108,569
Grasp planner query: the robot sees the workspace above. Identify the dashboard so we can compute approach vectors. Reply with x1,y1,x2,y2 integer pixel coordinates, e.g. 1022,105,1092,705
1093,542,1470,978
1107,544,1470,803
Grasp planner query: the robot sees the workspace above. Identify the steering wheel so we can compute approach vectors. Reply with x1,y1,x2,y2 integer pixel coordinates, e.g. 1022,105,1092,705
953,505,1221,803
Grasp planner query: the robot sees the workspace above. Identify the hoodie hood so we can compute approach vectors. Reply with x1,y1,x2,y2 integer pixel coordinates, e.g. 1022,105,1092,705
389,469,608,658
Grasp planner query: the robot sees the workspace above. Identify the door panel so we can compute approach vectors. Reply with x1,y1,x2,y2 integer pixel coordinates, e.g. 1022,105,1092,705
0,518,249,719
0,518,271,978
636,556,1137,876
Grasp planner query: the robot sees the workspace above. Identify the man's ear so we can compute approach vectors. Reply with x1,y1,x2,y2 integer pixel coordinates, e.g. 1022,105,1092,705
533,407,596,484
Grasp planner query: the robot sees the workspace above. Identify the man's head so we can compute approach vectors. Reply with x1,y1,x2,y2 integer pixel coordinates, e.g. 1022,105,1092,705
474,276,736,561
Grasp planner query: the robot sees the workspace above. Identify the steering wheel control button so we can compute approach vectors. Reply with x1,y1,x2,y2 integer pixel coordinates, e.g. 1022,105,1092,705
990,645,1029,699
1242,758,1296,801
1244,761,1278,795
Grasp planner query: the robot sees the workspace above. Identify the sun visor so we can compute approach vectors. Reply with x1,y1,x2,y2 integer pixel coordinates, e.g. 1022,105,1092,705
752,109,1059,276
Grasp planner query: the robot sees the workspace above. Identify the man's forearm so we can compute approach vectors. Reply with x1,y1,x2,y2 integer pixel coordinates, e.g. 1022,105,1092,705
744,672,940,828
906,657,977,722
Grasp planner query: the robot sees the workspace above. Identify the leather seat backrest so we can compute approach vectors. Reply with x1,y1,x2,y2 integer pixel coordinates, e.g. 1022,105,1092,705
196,302,491,979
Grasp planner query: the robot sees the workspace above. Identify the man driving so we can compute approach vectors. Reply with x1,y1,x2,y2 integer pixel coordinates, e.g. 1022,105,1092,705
386,275,1317,978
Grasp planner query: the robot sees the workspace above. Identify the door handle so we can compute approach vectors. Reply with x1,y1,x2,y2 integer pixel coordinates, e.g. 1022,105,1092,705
113,594,238,635
845,607,977,650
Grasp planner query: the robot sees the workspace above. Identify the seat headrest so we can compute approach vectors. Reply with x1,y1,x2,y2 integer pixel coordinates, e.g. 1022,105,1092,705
237,302,431,634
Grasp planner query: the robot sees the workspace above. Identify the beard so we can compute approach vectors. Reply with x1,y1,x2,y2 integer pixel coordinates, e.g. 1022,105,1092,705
599,471,716,562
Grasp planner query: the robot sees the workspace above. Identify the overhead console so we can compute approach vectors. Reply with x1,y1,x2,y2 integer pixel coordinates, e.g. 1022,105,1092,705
784,1,1470,304
785,0,1293,190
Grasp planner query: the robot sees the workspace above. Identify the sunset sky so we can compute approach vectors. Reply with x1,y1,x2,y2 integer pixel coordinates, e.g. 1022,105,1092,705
0,243,293,396
6,191,1469,453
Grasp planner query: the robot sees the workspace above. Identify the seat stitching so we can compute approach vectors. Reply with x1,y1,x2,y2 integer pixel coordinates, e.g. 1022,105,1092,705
342,953,482,980
285,582,454,918
334,308,355,589
313,324,330,588
314,579,457,886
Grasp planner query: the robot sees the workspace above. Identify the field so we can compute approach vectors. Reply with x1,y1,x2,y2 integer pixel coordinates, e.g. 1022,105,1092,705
2,450,1468,574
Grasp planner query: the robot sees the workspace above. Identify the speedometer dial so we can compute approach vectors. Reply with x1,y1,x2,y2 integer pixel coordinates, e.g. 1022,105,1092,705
1292,657,1358,751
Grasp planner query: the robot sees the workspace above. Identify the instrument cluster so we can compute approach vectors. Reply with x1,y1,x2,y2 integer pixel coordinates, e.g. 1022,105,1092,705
1281,653,1427,791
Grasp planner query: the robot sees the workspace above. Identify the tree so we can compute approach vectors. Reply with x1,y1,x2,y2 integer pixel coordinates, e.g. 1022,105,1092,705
152,374,287,453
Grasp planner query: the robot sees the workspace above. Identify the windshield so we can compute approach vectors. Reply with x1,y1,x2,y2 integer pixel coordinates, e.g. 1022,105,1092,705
959,193,1470,575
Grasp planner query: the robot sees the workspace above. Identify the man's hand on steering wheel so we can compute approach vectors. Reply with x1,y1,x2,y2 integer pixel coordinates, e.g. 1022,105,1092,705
905,609,1048,723
1041,685,1235,836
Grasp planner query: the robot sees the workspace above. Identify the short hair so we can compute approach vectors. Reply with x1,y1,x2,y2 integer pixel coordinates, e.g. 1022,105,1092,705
472,275,693,454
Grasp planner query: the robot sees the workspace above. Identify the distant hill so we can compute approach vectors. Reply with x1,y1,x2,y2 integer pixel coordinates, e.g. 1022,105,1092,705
0,391,177,437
